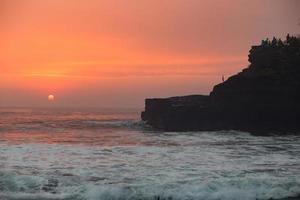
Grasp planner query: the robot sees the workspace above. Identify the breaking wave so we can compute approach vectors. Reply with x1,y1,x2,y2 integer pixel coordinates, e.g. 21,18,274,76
1,108,300,200
0,172,299,200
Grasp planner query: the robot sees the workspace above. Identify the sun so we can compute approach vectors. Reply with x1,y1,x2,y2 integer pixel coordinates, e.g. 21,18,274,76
48,94,55,101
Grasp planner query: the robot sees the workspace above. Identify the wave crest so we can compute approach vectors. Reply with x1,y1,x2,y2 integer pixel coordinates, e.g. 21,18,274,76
1,172,300,200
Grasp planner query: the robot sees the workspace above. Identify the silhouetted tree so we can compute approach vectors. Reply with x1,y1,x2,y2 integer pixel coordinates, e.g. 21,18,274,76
248,34,300,71
271,37,277,47
286,34,291,43
277,39,284,47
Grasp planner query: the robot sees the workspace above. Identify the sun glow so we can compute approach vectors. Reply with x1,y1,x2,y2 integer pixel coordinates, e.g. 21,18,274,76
48,95,55,101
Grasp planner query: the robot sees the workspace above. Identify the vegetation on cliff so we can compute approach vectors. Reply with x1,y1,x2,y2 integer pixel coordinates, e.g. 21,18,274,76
142,35,300,133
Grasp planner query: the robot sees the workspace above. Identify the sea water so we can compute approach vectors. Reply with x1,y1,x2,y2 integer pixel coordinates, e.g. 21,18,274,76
0,108,299,200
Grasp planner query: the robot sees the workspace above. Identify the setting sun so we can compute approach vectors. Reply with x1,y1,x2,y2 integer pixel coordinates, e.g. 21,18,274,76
1,0,298,108
48,95,55,101
0,1,299,199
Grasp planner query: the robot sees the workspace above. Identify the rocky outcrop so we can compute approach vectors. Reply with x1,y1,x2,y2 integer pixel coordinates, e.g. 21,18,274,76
141,95,212,131
141,35,300,133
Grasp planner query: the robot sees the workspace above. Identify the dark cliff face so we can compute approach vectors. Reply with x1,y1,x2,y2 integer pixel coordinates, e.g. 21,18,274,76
142,35,300,133
141,95,212,131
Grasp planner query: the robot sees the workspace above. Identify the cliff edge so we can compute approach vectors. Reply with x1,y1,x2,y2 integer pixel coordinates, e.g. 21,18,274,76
141,35,300,133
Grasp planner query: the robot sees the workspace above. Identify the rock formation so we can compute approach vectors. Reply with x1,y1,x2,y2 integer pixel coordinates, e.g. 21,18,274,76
141,35,300,133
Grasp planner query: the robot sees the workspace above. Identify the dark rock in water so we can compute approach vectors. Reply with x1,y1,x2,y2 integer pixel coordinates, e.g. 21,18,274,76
141,35,300,133
141,95,211,131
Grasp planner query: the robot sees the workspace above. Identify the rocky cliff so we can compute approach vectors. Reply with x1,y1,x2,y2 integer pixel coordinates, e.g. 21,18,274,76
141,35,300,133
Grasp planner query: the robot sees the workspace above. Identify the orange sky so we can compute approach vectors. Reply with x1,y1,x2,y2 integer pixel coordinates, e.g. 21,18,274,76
1,0,299,108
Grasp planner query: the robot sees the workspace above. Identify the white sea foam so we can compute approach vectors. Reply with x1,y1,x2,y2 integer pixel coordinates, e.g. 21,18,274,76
0,176,300,200
0,109,300,200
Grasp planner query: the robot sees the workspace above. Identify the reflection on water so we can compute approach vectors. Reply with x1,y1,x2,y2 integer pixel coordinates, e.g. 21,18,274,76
0,108,300,200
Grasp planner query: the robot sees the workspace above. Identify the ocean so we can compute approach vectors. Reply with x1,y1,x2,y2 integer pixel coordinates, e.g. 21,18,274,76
0,108,299,200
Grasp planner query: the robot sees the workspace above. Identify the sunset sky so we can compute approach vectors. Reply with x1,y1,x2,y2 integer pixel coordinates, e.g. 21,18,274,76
1,0,299,108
